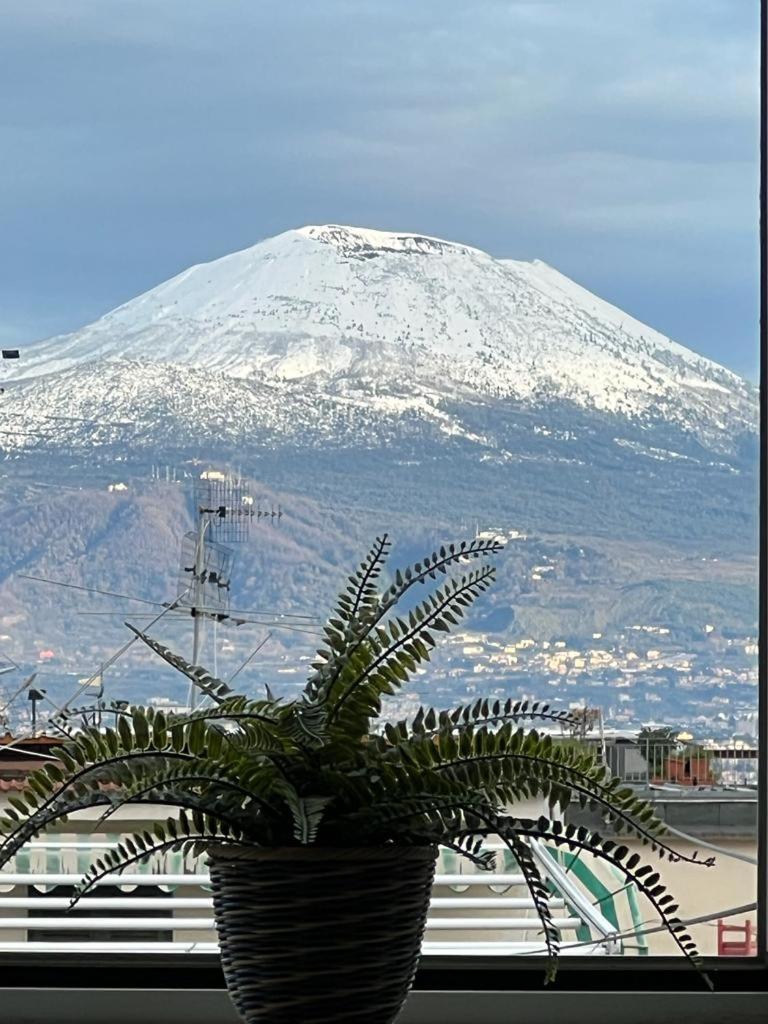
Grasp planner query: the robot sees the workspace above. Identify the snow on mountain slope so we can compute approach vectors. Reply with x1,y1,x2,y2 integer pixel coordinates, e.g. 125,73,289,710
1,224,756,444
0,357,490,455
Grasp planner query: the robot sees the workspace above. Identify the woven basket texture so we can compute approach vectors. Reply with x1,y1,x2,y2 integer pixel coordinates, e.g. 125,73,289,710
208,845,437,1024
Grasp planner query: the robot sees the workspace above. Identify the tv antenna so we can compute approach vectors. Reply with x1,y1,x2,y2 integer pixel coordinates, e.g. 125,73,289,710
14,473,300,720
183,473,282,709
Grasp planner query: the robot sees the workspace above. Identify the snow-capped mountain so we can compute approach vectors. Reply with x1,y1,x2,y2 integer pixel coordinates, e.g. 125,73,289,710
0,224,757,558
0,226,758,714
2,224,756,453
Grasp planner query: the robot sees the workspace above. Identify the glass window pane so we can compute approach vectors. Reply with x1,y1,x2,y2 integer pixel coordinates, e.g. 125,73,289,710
0,0,761,977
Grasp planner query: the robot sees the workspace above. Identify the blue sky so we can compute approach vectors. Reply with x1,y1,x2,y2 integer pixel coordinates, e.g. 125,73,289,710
0,0,761,378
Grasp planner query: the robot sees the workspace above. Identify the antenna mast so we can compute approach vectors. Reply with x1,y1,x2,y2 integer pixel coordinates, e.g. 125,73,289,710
190,513,209,708
183,472,282,709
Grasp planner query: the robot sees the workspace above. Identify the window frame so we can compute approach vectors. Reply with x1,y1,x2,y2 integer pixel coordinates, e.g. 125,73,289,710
0,0,766,1013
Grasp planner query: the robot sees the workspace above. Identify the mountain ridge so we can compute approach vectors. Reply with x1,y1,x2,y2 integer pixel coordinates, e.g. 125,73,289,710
2,225,754,436
0,225,756,528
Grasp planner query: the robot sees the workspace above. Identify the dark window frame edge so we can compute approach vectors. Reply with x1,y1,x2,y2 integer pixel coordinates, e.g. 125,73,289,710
0,951,766,993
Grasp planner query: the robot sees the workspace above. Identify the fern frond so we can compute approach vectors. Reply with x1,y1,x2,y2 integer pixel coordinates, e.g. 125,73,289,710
494,816,712,985
125,624,234,703
91,761,279,832
72,810,247,904
502,827,560,982
328,566,496,730
306,538,502,712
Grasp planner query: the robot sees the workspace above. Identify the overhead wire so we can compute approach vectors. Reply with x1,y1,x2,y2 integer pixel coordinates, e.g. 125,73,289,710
18,574,321,621
228,633,273,684
18,574,166,608
13,552,324,719
206,617,322,636
70,609,322,636
220,606,321,622
660,824,758,866
515,901,758,956
50,588,194,720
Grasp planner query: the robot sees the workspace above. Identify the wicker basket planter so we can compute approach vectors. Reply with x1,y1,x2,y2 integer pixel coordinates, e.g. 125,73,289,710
207,844,438,1024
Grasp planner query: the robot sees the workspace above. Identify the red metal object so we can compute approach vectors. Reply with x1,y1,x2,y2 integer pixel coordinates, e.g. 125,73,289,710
663,754,717,786
717,919,757,956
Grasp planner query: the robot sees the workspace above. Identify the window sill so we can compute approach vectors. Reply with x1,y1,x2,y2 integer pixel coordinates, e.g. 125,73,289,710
0,987,767,1024
0,956,766,1023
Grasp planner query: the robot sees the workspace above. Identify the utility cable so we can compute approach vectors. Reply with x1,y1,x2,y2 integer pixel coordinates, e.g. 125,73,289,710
216,605,321,621
71,610,322,636
19,574,321,621
228,634,273,684
18,574,165,608
660,823,758,866
515,901,758,956
51,589,192,720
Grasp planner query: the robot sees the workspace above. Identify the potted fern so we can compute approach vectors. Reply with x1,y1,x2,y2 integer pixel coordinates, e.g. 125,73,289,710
0,536,711,1023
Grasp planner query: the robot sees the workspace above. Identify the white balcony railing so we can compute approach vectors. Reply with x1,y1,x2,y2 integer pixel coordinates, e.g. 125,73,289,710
0,839,623,957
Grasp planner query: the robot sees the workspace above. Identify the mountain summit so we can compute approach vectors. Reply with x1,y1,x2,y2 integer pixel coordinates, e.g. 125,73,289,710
0,224,757,551
0,226,758,700
4,225,755,447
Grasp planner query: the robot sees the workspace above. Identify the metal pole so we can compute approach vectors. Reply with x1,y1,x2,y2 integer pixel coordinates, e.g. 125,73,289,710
188,511,208,710
0,673,37,722
212,617,218,680
597,707,605,764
